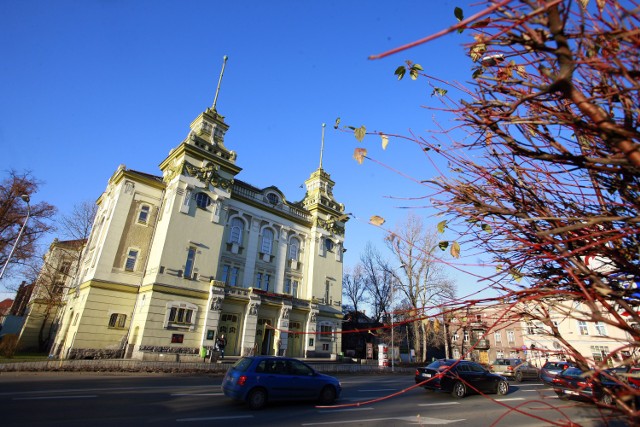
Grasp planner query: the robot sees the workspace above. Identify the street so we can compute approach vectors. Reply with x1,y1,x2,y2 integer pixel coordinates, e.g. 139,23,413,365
0,372,631,426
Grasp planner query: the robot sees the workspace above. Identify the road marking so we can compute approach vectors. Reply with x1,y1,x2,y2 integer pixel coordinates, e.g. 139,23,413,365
177,415,254,422
495,398,525,401
171,393,224,396
13,395,97,400
357,389,396,392
303,416,465,425
318,407,375,413
418,402,461,407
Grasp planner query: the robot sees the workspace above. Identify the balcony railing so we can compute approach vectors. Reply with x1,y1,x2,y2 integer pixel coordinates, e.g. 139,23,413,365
472,339,490,350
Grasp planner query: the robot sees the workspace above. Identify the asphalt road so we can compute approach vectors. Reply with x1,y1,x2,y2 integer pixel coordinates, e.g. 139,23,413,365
0,372,632,426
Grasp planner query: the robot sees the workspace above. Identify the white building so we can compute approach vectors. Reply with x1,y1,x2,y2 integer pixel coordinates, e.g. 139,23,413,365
51,89,348,361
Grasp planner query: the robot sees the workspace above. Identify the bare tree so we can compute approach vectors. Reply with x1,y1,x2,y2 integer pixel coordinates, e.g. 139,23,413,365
359,242,393,324
0,170,56,287
342,264,369,323
385,213,456,362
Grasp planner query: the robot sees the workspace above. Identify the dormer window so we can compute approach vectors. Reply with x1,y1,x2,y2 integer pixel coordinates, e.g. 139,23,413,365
266,193,280,205
195,192,211,209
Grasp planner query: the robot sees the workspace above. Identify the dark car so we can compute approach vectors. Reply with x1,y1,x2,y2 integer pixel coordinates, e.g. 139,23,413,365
222,356,342,409
540,361,575,385
489,358,539,382
415,359,509,398
551,366,638,406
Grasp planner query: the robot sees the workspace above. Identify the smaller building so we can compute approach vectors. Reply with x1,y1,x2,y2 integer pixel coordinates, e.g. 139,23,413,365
17,239,85,352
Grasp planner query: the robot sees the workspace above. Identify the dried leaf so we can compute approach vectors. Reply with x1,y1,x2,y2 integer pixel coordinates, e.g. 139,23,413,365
437,220,447,233
470,43,486,62
353,147,367,164
450,241,461,259
438,241,449,251
334,117,341,129
481,223,493,233
516,65,527,79
431,87,448,97
578,0,589,9
470,18,490,28
369,215,385,226
354,125,366,142
381,134,389,150
596,0,605,12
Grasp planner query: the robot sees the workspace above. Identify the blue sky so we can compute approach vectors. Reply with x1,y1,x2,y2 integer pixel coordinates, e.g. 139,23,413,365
1,0,492,300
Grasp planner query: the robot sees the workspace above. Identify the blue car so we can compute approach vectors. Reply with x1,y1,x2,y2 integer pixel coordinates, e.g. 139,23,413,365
222,356,342,409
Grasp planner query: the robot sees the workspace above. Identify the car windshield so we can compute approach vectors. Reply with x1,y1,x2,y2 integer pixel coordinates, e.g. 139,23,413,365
426,360,454,370
544,362,569,370
494,359,516,366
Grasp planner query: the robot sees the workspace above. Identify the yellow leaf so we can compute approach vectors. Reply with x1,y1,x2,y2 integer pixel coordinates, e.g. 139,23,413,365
353,148,367,164
369,215,385,226
437,220,447,233
354,125,366,142
578,0,589,8
450,241,461,259
381,134,389,150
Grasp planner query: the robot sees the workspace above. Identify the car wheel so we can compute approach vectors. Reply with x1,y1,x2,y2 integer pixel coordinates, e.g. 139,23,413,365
600,393,613,406
496,380,509,395
556,391,568,400
515,372,523,383
247,388,267,410
319,385,337,405
451,381,466,398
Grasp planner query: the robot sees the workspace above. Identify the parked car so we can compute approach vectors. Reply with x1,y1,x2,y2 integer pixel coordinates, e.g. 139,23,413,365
222,356,342,410
489,358,539,382
415,359,509,398
540,360,575,385
551,366,638,406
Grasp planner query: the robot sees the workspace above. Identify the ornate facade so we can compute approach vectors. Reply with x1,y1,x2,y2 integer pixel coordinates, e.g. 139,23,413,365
51,97,348,361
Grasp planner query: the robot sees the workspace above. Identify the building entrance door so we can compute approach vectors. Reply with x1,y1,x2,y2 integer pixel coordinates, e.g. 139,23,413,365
218,313,240,356
257,318,273,355
287,321,303,357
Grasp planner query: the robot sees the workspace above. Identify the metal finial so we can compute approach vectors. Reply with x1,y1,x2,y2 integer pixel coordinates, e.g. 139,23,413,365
319,123,326,169
212,55,228,110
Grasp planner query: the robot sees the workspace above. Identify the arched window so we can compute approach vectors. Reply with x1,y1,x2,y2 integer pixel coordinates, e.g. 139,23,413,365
195,192,211,209
229,218,244,244
288,237,300,260
261,228,274,255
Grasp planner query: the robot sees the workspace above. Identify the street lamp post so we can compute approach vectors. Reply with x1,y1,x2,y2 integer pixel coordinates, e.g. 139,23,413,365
0,195,31,280
391,264,406,373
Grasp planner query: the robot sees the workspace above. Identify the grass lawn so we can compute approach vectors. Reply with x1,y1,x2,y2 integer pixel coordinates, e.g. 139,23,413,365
0,353,50,363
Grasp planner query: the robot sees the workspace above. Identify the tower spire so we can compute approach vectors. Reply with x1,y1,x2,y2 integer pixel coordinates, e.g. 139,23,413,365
319,123,326,169
212,55,228,111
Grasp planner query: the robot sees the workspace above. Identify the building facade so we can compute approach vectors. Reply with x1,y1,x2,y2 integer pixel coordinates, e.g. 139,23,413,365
18,239,85,351
51,99,348,361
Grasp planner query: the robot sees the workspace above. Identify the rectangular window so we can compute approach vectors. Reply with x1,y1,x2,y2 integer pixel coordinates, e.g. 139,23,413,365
125,249,139,272
264,274,271,292
285,278,291,294
256,273,262,289
185,247,196,278
171,334,184,343
108,313,127,328
578,321,589,335
526,322,535,334
230,267,239,286
453,332,459,341
494,331,502,343
292,280,298,298
324,281,330,303
138,205,150,224
595,322,607,336
507,330,515,343
72,312,79,326
59,261,71,275
463,331,469,342
168,307,194,326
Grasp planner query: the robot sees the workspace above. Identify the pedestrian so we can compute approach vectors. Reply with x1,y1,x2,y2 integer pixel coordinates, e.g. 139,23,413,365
216,334,227,359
